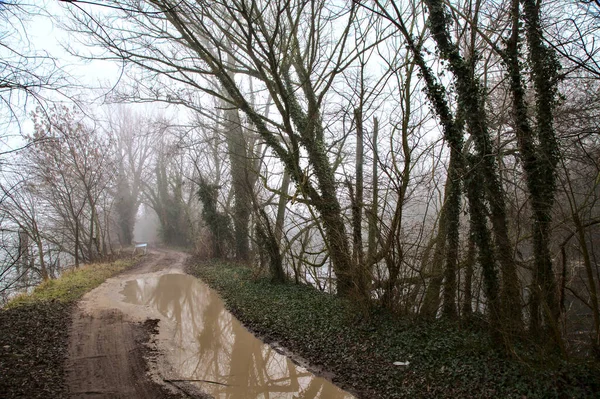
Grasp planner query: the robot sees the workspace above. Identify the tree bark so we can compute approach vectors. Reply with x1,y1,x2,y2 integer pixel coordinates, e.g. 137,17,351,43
274,171,291,246
465,157,501,339
462,237,476,316
367,117,379,261
223,104,252,262
442,148,461,318
353,107,367,294
522,0,561,336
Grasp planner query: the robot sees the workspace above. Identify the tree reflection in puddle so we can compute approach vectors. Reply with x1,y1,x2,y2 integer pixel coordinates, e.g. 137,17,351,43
121,274,354,399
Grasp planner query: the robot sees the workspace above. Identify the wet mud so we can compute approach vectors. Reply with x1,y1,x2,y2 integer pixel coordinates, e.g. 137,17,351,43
64,250,188,399
121,272,354,399
65,249,353,399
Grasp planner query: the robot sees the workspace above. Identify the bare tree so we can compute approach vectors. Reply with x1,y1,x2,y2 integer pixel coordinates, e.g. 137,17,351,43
0,1,69,156
24,105,115,265
107,106,158,245
62,0,371,297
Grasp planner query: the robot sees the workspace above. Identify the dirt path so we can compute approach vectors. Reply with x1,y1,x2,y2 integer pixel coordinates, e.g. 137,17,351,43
65,249,190,399
65,249,353,399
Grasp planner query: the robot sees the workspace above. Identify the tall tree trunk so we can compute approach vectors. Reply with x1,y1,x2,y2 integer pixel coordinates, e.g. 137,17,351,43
223,104,252,262
115,157,135,246
465,157,501,340
311,147,356,298
462,236,476,316
385,14,464,318
522,0,561,336
381,70,414,310
94,208,103,257
255,208,286,283
281,68,359,299
88,205,95,261
275,171,290,246
75,221,80,268
442,148,461,318
353,107,366,292
368,117,379,261
422,194,448,317
266,170,291,283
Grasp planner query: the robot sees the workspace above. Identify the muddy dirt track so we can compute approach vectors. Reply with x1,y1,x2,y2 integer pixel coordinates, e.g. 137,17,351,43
64,249,353,399
65,249,190,398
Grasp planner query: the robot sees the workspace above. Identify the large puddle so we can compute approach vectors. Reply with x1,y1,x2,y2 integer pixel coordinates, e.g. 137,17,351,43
121,273,355,399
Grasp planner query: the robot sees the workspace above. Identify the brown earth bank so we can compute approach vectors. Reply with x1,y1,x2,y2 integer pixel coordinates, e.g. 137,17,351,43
0,300,72,398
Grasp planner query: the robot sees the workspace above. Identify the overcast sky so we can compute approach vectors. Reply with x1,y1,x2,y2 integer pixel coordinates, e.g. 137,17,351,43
1,0,174,155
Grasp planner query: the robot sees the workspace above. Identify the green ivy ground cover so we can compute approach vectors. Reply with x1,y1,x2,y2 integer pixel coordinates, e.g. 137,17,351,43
189,260,600,399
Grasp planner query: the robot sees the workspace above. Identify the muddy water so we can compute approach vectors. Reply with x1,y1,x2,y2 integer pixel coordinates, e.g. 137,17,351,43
121,273,355,399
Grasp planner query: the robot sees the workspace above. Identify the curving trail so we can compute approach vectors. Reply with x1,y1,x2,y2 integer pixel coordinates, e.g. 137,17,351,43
65,249,189,399
64,249,354,399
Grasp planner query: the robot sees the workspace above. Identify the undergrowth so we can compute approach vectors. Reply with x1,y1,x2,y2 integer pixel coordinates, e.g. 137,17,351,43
7,258,137,307
189,260,600,399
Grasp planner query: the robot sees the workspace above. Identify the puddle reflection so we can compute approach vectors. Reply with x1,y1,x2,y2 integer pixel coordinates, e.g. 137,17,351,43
121,274,354,399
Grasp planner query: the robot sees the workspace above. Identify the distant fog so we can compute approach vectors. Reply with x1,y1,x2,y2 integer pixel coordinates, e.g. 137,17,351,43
133,205,159,244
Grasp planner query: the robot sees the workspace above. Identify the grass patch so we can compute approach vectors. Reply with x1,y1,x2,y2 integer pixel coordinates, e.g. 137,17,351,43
1,256,141,398
7,258,137,307
189,260,600,399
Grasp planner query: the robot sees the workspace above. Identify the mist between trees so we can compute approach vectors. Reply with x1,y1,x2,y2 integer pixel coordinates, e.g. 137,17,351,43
1,0,600,358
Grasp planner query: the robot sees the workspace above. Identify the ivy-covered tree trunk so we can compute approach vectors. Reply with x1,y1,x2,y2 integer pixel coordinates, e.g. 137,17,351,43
255,208,286,283
422,0,521,328
115,161,136,246
281,66,360,298
274,171,290,246
387,19,464,318
462,237,476,316
310,144,356,298
421,148,462,319
197,178,232,259
505,0,560,336
147,154,191,247
465,156,501,339
522,0,561,336
442,148,462,318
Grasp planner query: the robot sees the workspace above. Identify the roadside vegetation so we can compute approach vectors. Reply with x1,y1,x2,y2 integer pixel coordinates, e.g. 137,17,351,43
190,260,600,399
0,257,138,398
7,258,136,307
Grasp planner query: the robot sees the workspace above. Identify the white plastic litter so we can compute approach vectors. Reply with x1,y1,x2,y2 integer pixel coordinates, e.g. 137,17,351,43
393,361,410,366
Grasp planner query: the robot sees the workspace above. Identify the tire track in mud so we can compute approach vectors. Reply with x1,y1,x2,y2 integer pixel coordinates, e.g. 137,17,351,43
65,249,189,399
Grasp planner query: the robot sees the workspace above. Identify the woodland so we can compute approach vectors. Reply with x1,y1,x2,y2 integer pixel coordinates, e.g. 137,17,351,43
1,0,600,371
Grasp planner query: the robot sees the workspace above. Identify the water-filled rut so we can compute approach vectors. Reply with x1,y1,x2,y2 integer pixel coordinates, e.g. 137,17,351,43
121,272,354,398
